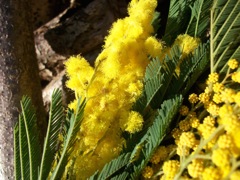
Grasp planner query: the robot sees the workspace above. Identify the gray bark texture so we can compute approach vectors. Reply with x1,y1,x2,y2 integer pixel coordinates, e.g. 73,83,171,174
0,0,46,179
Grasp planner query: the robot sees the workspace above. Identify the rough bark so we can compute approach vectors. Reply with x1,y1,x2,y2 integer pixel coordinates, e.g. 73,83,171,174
0,0,46,179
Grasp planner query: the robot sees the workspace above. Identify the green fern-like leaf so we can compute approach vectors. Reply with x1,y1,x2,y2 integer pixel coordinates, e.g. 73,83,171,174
210,0,240,73
168,42,209,95
128,95,183,179
134,45,181,112
50,98,86,180
88,153,131,180
186,0,212,39
39,89,65,180
14,125,21,180
163,0,195,45
16,96,41,180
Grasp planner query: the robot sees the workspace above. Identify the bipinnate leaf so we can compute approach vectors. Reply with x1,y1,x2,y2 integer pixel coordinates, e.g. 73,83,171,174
50,98,86,180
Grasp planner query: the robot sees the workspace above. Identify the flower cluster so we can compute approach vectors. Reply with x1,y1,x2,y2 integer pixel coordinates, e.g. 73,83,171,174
64,0,163,178
142,59,240,179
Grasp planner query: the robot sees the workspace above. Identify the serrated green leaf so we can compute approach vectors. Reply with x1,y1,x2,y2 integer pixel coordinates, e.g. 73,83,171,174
211,0,240,73
163,0,195,45
127,95,183,179
14,123,21,180
186,0,212,39
18,96,41,180
39,89,65,180
50,98,86,180
89,153,131,180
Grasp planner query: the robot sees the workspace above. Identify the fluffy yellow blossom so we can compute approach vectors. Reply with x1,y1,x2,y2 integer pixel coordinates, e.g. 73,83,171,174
65,56,94,97
206,102,219,116
212,148,230,167
162,160,180,177
221,88,235,103
179,105,189,116
235,92,240,106
144,36,163,57
187,159,204,178
228,59,239,69
212,82,224,93
179,132,197,148
124,111,144,133
190,117,200,128
213,93,222,104
142,166,154,179
150,146,168,164
188,93,199,104
230,171,240,180
173,34,200,58
179,119,191,131
217,134,234,149
218,104,240,133
64,0,161,178
171,128,182,139
231,127,240,149
199,92,210,104
207,72,219,84
198,121,216,140
231,71,240,83
177,145,190,156
202,166,222,180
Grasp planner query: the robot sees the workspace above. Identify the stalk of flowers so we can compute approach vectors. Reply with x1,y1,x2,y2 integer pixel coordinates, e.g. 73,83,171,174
142,59,240,180
64,0,164,178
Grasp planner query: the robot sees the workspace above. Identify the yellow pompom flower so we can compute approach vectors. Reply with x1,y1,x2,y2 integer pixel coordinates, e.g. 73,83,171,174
173,34,200,58
142,166,154,179
187,159,204,178
231,71,240,83
65,56,94,96
124,111,144,133
228,59,239,69
207,72,219,84
235,92,240,106
179,132,197,148
144,36,164,57
221,88,235,103
188,93,199,104
179,119,191,131
212,82,224,93
199,92,210,104
162,160,180,178
150,146,168,164
202,166,222,180
179,105,189,116
212,148,230,167
230,171,240,180
64,0,161,178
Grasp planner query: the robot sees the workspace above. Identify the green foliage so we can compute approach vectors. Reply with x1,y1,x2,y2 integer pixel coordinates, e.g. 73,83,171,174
91,96,182,179
186,0,212,39
210,0,240,73
50,98,86,180
14,90,86,180
127,95,182,179
15,96,41,180
14,0,240,179
39,89,65,180
89,153,131,180
14,125,21,180
163,0,195,45
169,42,210,95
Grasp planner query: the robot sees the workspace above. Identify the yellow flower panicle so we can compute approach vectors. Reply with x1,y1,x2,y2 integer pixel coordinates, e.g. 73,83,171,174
152,60,240,179
64,0,162,178
173,34,200,58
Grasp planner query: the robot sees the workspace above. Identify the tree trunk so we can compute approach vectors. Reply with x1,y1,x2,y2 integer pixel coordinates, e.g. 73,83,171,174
0,0,46,179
